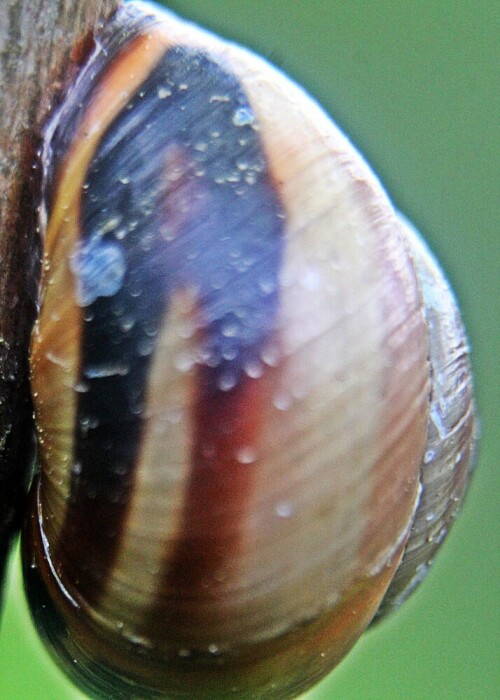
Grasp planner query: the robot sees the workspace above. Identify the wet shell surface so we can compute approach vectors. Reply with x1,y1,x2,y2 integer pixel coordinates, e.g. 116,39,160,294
23,2,477,698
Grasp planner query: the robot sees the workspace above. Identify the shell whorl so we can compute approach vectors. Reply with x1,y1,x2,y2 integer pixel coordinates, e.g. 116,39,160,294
23,3,476,699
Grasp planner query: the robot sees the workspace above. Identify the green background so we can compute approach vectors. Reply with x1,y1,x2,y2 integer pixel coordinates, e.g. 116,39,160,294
0,1,497,698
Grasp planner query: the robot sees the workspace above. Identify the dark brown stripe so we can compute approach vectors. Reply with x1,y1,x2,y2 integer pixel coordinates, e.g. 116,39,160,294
53,43,285,607
161,364,267,631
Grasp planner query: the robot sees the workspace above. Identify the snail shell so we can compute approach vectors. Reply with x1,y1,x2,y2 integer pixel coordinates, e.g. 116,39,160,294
23,2,477,699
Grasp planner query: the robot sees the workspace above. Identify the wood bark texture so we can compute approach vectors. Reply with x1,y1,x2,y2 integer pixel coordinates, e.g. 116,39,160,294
0,0,119,603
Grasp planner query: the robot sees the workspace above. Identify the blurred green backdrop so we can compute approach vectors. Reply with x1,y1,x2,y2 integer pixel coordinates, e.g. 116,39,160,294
0,1,497,698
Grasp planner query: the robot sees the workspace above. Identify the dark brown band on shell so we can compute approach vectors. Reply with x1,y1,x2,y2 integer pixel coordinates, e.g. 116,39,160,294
50,42,284,608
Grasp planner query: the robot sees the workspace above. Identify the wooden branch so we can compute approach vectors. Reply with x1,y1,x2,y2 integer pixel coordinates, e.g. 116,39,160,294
0,0,119,602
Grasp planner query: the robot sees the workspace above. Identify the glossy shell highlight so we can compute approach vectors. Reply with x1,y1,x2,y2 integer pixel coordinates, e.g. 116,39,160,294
23,2,477,699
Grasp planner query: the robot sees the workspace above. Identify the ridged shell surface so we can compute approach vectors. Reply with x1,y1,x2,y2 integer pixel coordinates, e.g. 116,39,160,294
24,2,438,698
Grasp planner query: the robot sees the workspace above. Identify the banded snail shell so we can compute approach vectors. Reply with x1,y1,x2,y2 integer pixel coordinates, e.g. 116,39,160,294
23,2,477,698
